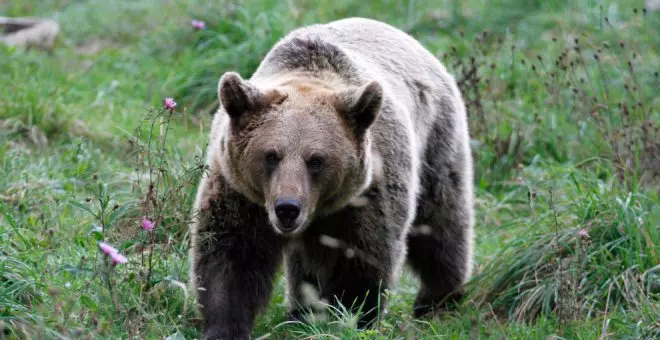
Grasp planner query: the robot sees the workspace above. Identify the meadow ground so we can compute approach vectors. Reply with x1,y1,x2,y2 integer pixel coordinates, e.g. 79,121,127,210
1,0,658,339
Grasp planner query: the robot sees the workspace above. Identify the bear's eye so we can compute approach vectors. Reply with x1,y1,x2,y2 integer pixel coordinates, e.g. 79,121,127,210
264,151,280,170
307,155,324,173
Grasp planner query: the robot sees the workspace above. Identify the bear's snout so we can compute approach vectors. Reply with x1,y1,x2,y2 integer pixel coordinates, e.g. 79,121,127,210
274,197,302,232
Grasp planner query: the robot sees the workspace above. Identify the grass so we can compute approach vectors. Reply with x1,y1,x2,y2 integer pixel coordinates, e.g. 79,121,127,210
1,0,658,338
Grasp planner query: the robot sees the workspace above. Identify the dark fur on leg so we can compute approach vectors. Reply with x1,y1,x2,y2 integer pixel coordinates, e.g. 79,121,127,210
324,261,388,329
407,119,473,319
407,225,468,318
287,254,389,328
285,201,401,329
284,249,322,322
192,184,284,340
411,284,464,318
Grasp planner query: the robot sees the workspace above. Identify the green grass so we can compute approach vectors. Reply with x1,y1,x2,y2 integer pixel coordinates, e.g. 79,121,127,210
1,0,658,338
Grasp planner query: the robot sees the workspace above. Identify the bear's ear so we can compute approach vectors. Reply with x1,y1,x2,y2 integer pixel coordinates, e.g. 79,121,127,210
218,72,287,127
218,71,262,120
335,80,383,137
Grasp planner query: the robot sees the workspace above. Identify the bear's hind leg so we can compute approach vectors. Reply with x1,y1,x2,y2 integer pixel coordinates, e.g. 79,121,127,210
406,123,474,318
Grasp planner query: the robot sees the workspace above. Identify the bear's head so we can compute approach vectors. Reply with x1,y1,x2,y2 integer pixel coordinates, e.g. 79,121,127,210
215,71,382,235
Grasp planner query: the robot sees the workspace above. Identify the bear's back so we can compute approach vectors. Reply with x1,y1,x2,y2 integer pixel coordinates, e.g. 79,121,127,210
321,18,468,157
254,18,463,151
252,17,467,167
255,17,449,97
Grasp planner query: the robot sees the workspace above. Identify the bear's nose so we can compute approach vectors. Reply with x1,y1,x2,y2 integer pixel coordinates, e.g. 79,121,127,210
274,198,301,230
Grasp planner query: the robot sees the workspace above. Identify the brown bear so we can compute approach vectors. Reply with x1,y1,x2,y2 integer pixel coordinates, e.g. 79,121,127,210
189,17,474,340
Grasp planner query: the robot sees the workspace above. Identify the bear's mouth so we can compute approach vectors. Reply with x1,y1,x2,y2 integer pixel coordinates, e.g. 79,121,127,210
267,209,310,236
275,217,297,232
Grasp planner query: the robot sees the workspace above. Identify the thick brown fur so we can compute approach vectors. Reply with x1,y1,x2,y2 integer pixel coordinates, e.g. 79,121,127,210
189,17,474,340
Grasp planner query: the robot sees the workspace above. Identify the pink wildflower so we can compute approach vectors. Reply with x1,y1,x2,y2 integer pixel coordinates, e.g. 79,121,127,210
191,20,206,30
110,252,128,265
99,241,128,265
164,97,177,111
578,229,589,239
99,242,118,256
141,217,155,231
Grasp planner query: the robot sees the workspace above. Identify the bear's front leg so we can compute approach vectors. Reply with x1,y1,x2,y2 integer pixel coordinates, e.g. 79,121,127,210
288,208,401,330
190,185,283,340
285,247,390,329
324,254,391,329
